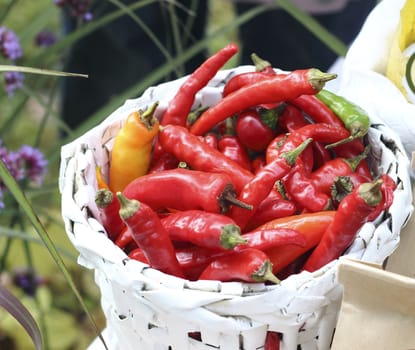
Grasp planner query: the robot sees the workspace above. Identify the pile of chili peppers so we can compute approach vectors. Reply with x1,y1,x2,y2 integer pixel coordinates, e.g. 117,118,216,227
94,43,396,286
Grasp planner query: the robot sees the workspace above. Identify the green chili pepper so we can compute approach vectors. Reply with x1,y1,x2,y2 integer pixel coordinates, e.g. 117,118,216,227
316,89,370,148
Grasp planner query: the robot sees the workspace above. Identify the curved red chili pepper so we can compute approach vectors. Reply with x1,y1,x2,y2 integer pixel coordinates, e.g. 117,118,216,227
266,123,350,164
115,226,134,250
260,211,336,274
161,43,238,127
190,69,337,136
201,133,218,149
289,94,344,128
217,135,252,171
198,248,280,284
278,103,308,132
332,138,365,158
250,154,266,174
311,141,333,170
122,168,246,214
302,179,385,272
244,192,297,231
117,192,185,278
229,138,312,230
157,124,254,192
283,162,332,212
160,210,246,251
94,189,125,241
222,71,273,97
310,151,370,195
236,227,306,251
265,331,281,350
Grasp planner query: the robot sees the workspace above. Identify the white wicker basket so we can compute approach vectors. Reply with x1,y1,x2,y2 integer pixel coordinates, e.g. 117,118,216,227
59,66,413,350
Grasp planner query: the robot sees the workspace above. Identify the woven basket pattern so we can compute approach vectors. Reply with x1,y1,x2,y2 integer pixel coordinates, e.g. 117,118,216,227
59,66,413,350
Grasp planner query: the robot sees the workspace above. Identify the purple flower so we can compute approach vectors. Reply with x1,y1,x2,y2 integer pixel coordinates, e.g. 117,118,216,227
16,145,48,186
0,26,23,61
34,30,57,47
4,71,24,96
0,140,48,209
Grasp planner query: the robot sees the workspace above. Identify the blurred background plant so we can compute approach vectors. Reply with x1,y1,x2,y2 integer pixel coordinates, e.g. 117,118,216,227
0,0,373,349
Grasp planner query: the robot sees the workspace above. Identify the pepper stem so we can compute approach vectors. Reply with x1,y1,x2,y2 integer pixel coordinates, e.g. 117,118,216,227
219,184,254,213
250,53,272,72
116,192,140,220
140,101,159,130
331,176,354,204
95,188,114,208
343,145,371,171
280,137,313,166
220,224,247,249
308,69,338,91
251,260,281,284
358,179,384,206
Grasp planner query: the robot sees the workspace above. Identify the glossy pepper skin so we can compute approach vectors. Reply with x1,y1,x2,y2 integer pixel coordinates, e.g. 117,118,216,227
95,189,125,241
198,248,280,284
117,192,185,278
229,138,312,230
316,89,371,148
190,69,337,136
161,43,238,127
109,102,159,192
122,168,242,214
217,135,252,171
302,179,386,272
157,124,254,192
160,210,246,251
259,211,336,274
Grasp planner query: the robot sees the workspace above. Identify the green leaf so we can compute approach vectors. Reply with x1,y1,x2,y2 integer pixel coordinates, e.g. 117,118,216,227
0,284,42,350
0,159,108,350
0,64,88,78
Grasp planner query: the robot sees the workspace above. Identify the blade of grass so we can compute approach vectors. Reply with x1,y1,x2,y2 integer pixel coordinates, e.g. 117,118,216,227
0,65,88,78
275,0,348,57
0,159,108,350
0,285,42,350
47,2,273,161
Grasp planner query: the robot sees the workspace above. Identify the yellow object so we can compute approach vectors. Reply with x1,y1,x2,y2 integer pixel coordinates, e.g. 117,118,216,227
109,102,159,192
386,0,415,103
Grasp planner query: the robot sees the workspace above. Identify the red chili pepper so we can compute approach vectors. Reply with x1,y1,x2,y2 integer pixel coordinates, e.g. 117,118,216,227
284,162,333,212
265,331,280,350
236,227,306,251
289,94,344,127
367,173,396,221
302,179,385,272
160,210,246,250
122,168,249,214
198,248,280,284
244,192,297,231
157,124,254,192
115,226,134,250
201,133,218,149
190,69,337,136
117,192,185,278
128,247,148,263
310,150,370,195
235,108,277,152
278,103,308,132
217,134,252,171
332,138,365,158
160,43,238,127
311,141,333,170
251,154,266,174
94,189,125,241
222,71,272,97
259,211,336,274
229,138,313,230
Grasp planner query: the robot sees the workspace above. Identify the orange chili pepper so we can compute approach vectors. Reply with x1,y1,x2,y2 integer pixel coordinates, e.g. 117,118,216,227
109,102,159,192
95,165,110,190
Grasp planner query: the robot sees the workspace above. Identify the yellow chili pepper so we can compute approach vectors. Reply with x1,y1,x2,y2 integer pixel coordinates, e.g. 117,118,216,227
109,102,159,192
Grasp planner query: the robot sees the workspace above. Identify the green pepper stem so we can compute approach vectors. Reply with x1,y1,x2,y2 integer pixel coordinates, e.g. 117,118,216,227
280,137,313,166
95,188,114,208
358,179,383,207
252,260,281,284
116,192,140,220
343,145,371,171
308,69,338,91
140,101,159,129
250,53,272,72
220,224,247,249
